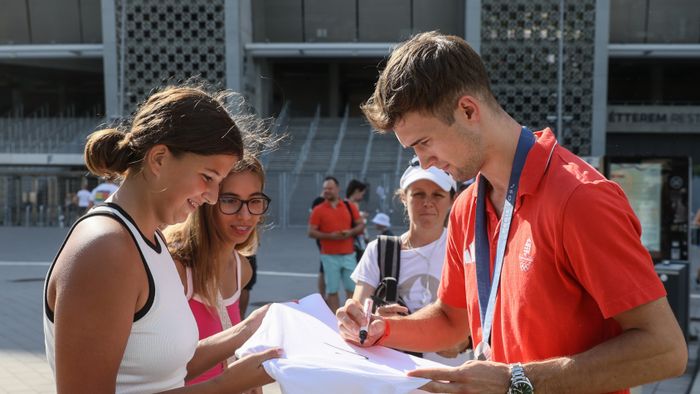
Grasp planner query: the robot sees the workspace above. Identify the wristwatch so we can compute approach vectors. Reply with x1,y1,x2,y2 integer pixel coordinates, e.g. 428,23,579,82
508,363,534,394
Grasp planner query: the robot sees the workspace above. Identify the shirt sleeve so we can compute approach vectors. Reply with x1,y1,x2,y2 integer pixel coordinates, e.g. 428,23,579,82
438,197,468,308
561,180,666,319
351,240,380,285
309,206,321,226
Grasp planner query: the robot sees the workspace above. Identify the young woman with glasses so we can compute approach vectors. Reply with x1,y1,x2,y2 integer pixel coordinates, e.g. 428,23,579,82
165,153,272,388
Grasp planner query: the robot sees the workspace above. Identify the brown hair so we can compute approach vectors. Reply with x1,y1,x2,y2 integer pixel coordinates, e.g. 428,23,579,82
165,153,267,308
361,31,497,132
84,85,244,180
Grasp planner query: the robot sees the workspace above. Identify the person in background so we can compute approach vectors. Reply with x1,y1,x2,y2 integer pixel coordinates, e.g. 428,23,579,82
166,153,272,388
346,179,368,210
351,160,470,366
337,31,685,393
370,212,393,237
346,179,369,261
89,178,119,207
309,176,364,312
311,190,326,298
44,85,280,393
376,184,387,212
74,180,92,216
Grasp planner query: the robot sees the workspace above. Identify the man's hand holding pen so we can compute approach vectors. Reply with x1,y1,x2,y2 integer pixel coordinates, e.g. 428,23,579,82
336,298,388,347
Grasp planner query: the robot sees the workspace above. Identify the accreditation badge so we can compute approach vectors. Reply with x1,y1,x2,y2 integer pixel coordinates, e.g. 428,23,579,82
474,341,492,361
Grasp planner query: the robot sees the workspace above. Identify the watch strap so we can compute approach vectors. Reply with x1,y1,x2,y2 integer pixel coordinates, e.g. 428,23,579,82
508,363,534,394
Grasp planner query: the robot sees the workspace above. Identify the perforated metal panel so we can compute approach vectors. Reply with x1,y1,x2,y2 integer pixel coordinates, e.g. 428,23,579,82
481,0,596,154
116,0,226,114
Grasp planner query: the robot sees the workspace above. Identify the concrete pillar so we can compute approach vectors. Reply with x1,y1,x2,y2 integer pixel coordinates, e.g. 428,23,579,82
465,0,481,53
226,0,242,92
100,0,119,119
591,0,610,157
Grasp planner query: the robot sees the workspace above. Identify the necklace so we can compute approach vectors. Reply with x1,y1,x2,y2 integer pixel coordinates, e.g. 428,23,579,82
404,233,441,305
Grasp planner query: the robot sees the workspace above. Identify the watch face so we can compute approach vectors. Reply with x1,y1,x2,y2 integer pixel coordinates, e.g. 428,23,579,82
511,382,534,394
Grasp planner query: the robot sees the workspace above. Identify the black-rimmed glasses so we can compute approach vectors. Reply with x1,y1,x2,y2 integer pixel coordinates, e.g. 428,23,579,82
218,194,271,215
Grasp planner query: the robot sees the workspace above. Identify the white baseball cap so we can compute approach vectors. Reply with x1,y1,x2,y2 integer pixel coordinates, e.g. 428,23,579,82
371,212,391,228
400,158,457,192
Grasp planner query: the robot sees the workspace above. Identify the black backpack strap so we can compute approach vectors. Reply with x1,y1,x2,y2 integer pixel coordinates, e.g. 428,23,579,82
342,199,355,228
377,235,402,279
376,235,402,301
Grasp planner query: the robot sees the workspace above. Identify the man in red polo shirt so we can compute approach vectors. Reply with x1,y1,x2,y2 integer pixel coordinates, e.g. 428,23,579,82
336,32,687,393
309,176,365,312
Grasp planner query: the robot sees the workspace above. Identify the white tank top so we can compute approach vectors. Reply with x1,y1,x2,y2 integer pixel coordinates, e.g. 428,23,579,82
43,203,199,393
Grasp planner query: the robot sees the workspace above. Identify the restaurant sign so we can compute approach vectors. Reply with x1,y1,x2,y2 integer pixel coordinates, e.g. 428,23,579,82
608,105,700,133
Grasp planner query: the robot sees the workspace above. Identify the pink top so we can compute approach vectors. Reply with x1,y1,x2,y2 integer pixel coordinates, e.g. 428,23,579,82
185,253,243,385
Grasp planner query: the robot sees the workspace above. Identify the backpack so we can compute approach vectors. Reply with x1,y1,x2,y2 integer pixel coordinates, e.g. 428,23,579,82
370,235,410,315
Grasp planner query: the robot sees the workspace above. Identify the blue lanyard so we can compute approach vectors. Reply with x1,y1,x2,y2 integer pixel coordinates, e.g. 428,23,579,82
474,127,535,348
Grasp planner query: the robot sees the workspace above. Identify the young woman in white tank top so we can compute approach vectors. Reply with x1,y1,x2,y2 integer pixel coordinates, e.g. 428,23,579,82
43,86,281,393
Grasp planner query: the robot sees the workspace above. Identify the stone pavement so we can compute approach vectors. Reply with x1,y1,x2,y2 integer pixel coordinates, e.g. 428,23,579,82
1,226,699,393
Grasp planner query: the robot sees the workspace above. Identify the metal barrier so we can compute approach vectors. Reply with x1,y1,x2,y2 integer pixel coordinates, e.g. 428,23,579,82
0,168,407,229
327,104,349,175
265,170,404,229
0,168,88,227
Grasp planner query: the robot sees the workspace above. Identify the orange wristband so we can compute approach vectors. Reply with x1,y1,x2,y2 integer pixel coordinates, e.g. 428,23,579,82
374,319,391,346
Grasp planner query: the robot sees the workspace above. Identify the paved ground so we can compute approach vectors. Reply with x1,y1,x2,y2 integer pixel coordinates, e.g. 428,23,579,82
0,226,699,393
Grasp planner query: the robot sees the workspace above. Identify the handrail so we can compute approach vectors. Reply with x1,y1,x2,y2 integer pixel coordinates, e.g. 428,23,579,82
293,104,320,175
287,104,321,201
360,126,374,180
261,101,289,167
327,103,349,175
276,101,290,134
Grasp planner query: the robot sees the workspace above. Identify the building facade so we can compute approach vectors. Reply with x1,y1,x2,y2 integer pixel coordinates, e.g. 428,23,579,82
0,0,699,227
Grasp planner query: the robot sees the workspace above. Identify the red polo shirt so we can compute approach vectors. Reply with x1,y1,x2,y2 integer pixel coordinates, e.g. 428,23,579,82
309,199,360,255
438,129,666,394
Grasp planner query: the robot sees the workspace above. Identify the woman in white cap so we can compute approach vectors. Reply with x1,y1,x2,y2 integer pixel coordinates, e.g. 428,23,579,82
350,157,471,366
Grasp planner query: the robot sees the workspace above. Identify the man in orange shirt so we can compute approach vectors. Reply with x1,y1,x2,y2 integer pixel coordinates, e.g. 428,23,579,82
336,32,687,393
309,176,365,312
